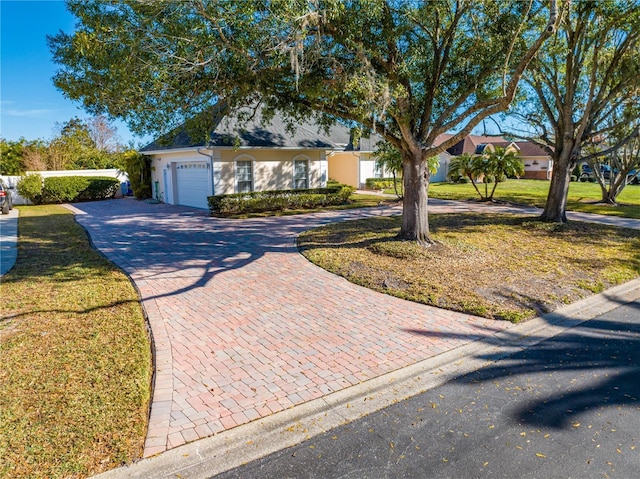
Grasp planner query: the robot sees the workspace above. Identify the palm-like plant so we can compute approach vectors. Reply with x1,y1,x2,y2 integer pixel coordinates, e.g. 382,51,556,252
448,152,484,199
373,141,403,198
483,146,524,201
373,141,442,199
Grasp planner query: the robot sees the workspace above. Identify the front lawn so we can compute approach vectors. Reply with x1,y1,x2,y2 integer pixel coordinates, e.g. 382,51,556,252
428,179,640,219
298,214,640,323
0,206,152,478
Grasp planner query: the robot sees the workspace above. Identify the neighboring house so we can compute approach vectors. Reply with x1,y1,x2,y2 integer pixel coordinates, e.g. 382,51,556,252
435,134,553,180
504,141,553,180
141,103,351,209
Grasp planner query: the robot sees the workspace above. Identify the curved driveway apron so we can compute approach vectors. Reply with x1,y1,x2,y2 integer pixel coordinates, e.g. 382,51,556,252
71,198,527,456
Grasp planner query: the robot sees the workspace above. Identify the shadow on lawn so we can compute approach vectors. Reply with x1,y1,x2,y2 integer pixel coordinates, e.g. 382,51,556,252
405,294,640,430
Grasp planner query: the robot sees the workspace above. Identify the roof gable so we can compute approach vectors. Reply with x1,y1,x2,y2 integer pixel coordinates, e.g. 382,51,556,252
141,103,352,152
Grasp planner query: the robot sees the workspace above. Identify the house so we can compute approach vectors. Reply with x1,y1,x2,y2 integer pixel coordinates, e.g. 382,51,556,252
141,103,352,209
435,134,553,180
142,104,551,211
502,141,553,180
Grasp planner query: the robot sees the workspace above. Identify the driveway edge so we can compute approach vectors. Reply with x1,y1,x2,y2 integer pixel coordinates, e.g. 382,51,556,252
93,278,640,479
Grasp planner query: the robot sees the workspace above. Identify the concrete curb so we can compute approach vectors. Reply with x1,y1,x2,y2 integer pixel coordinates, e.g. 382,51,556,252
93,278,640,479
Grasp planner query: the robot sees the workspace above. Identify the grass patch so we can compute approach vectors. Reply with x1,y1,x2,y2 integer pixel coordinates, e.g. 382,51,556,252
217,192,398,218
428,179,640,219
298,213,640,322
0,206,152,478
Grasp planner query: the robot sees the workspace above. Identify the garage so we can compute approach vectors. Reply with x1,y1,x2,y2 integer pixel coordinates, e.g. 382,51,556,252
175,162,211,209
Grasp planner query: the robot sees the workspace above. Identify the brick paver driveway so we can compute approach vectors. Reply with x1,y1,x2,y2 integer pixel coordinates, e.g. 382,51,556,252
70,198,516,457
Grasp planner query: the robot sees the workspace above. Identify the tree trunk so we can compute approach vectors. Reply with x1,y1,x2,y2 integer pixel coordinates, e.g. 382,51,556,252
541,155,573,223
399,152,433,245
602,173,626,204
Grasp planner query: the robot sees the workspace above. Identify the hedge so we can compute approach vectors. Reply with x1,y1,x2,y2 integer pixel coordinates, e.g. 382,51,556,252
17,175,120,204
208,186,355,216
365,177,402,190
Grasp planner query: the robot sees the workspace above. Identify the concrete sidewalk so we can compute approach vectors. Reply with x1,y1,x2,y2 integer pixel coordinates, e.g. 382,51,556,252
0,208,19,276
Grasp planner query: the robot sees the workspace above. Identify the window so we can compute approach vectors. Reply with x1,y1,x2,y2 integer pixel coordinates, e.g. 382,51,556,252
374,162,383,178
236,160,253,193
293,159,309,189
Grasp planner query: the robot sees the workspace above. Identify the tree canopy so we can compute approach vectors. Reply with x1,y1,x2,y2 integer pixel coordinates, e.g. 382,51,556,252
506,0,640,222
50,0,560,243
0,116,123,174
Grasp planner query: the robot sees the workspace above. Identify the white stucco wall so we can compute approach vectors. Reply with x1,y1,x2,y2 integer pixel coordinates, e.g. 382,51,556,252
148,148,328,207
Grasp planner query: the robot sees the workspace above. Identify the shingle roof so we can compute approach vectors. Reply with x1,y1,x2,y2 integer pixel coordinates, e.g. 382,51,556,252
434,134,549,158
141,103,354,152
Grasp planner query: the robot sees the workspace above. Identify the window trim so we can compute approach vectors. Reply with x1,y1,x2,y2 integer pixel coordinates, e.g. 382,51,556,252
234,155,255,193
292,155,310,190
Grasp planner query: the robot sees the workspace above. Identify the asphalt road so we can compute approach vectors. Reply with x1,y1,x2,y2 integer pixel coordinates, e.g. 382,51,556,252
214,300,640,479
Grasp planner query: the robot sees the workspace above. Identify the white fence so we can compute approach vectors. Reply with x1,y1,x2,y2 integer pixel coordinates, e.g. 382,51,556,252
1,169,129,205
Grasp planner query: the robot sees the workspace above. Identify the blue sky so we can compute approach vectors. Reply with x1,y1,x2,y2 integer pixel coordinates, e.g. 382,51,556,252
0,0,144,146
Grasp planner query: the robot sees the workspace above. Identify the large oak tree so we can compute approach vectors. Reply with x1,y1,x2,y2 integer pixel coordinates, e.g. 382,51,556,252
50,0,559,243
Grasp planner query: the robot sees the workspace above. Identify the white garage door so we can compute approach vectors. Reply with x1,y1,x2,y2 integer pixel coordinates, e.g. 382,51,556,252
175,162,210,209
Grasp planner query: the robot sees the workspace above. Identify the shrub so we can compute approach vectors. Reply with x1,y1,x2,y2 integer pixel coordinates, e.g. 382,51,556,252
17,175,121,204
208,186,355,216
42,176,90,203
77,177,121,200
365,178,400,190
17,174,44,204
121,150,152,199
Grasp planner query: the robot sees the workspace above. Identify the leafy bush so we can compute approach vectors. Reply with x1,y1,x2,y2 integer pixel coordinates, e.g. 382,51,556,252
208,186,355,216
121,150,152,199
17,175,121,204
42,176,90,203
365,178,401,190
77,177,121,200
17,174,44,204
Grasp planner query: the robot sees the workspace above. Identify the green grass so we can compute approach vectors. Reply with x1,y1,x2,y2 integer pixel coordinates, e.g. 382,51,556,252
427,179,640,218
0,206,152,478
298,213,640,323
